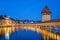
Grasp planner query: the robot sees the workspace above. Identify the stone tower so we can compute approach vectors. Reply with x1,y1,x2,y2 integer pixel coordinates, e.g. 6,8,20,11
41,6,51,22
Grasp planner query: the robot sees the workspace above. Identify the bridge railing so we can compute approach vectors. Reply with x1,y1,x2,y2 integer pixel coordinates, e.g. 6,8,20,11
39,26,60,40
39,26,60,34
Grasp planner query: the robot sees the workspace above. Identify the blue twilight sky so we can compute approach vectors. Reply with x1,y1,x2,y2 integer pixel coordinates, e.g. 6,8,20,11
0,0,60,21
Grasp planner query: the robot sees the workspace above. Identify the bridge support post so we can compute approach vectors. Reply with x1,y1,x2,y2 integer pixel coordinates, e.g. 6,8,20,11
54,26,57,40
12,27,15,32
46,37,49,40
43,36,49,40
43,36,47,40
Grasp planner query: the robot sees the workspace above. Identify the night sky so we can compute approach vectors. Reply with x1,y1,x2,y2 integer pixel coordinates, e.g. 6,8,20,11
0,0,60,21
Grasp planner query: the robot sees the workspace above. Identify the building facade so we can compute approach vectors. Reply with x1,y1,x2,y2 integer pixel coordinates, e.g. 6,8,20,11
0,6,60,36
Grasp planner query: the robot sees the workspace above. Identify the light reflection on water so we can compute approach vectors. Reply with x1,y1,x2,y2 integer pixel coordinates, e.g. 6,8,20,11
0,27,60,40
0,29,43,40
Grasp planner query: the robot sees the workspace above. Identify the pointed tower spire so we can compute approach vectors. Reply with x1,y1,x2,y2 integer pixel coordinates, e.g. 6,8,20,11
41,6,51,15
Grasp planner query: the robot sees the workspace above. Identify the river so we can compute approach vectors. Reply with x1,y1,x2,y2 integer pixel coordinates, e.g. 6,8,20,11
0,27,60,40
0,29,43,40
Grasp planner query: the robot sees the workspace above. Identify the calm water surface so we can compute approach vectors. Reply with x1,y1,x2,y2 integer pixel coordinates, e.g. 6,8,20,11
0,29,43,40
0,27,60,40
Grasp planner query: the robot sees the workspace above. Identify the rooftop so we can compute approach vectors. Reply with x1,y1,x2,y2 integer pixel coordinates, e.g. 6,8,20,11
41,6,51,15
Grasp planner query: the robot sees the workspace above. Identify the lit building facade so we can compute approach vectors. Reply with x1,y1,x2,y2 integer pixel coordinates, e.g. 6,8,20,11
0,6,60,37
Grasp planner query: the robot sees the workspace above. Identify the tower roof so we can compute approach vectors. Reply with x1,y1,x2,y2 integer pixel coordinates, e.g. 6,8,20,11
41,6,51,15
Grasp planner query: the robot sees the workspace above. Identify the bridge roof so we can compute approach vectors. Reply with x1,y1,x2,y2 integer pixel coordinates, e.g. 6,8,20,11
41,19,60,23
0,15,60,24
15,19,60,24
